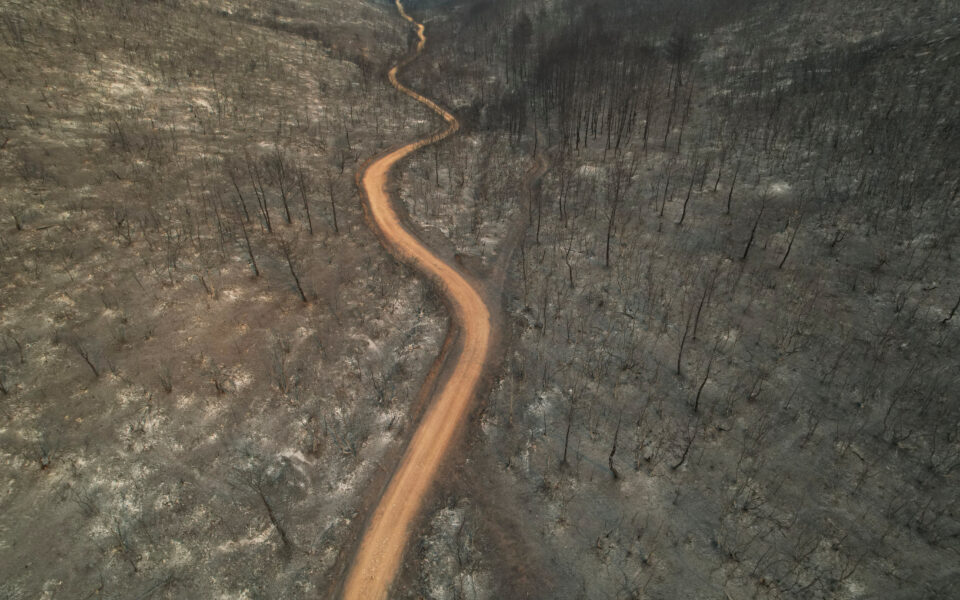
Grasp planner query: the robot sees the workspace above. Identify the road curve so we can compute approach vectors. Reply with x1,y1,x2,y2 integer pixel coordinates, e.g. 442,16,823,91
341,2,492,599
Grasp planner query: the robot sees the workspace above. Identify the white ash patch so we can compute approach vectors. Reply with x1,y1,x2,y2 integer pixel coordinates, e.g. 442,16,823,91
220,288,241,302
91,59,154,105
769,181,792,195
215,526,272,554
720,328,740,344
908,232,939,248
190,97,212,112
516,447,531,473
577,164,601,178
116,386,144,408
231,369,253,392
52,293,75,307
175,393,196,409
422,504,493,600
351,333,380,354
332,469,358,495
279,448,312,474
167,540,193,567
199,398,227,425
377,406,405,429
119,406,166,453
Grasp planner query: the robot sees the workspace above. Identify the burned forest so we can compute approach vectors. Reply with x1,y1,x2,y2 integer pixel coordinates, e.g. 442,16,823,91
1,0,958,598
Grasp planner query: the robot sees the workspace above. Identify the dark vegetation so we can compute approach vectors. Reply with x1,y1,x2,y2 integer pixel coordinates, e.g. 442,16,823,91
394,0,960,597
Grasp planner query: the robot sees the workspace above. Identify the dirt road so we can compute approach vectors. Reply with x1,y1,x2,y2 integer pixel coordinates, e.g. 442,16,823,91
341,2,492,599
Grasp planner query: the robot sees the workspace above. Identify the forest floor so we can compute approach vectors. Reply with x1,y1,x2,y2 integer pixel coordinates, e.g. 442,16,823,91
0,0,452,597
384,0,960,598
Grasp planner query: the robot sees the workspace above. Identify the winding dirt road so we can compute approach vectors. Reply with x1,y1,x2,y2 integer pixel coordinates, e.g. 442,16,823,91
341,2,492,598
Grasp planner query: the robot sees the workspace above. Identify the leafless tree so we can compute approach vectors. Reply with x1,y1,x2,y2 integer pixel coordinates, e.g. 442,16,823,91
277,233,308,303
